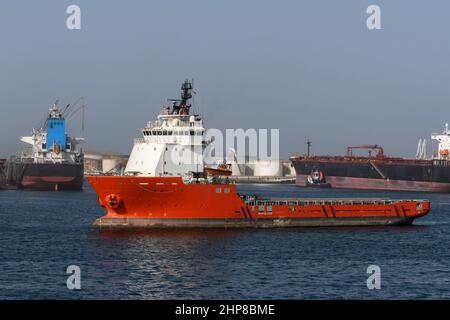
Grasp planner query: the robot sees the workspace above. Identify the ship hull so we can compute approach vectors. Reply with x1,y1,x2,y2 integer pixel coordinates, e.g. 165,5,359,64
291,158,450,192
20,163,84,190
93,216,416,228
87,176,429,228
296,174,450,192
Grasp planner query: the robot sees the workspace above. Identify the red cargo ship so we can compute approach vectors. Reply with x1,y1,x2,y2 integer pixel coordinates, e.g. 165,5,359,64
87,80,430,228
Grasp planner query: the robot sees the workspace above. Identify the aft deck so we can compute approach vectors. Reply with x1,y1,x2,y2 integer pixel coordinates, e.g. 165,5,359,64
241,196,424,207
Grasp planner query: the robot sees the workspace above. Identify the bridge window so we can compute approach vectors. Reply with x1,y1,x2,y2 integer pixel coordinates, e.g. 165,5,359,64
163,131,167,135
224,188,230,193
215,187,221,193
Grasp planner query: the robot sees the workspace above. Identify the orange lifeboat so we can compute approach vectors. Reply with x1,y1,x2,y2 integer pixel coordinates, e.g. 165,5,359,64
53,143,61,155
205,163,232,176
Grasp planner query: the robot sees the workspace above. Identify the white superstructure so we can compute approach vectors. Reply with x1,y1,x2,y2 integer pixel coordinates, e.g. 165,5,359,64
19,101,85,164
431,123,450,160
125,80,208,176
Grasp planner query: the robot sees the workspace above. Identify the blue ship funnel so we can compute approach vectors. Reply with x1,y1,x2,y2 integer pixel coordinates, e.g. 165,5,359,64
47,116,67,152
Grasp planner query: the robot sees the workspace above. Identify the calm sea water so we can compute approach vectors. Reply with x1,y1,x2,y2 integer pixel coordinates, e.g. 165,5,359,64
0,183,449,299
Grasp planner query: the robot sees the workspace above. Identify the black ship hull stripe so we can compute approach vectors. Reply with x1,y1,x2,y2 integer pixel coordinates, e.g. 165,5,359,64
241,207,248,219
246,207,253,219
322,206,329,218
329,206,336,217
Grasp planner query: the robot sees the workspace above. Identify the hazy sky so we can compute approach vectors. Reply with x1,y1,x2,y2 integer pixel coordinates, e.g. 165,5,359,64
1,0,449,159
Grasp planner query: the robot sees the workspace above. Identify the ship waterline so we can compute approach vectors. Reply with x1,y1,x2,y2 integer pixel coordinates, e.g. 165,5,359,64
20,162,84,190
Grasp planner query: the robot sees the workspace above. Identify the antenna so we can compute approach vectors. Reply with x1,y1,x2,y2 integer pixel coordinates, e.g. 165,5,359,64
192,78,196,114
306,139,312,157
81,97,86,134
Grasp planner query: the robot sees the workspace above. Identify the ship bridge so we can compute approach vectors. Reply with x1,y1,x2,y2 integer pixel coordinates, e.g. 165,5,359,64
125,80,207,177
431,123,450,160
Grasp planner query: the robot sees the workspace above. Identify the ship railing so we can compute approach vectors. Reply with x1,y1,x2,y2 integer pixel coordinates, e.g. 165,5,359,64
243,199,421,207
432,159,450,167
137,136,205,146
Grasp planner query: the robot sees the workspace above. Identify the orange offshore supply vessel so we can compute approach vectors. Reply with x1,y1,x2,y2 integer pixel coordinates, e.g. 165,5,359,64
87,80,430,228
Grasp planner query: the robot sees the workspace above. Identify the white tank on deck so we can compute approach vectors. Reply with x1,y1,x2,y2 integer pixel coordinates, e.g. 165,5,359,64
254,160,282,176
102,159,120,173
231,161,243,176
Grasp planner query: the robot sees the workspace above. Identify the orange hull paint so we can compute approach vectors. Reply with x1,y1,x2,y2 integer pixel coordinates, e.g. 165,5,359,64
87,176,430,228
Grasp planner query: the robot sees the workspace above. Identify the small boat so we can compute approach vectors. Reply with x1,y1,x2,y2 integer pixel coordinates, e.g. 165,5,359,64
205,163,232,176
305,169,331,188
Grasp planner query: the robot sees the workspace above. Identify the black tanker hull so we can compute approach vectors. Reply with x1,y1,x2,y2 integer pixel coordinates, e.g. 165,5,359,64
291,159,450,192
19,162,84,191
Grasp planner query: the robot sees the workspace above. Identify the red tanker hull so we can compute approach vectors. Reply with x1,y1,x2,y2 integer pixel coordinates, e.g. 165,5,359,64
87,176,430,228
296,174,450,193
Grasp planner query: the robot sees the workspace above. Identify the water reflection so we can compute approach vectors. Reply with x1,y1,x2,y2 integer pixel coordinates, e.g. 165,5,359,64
91,228,242,240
